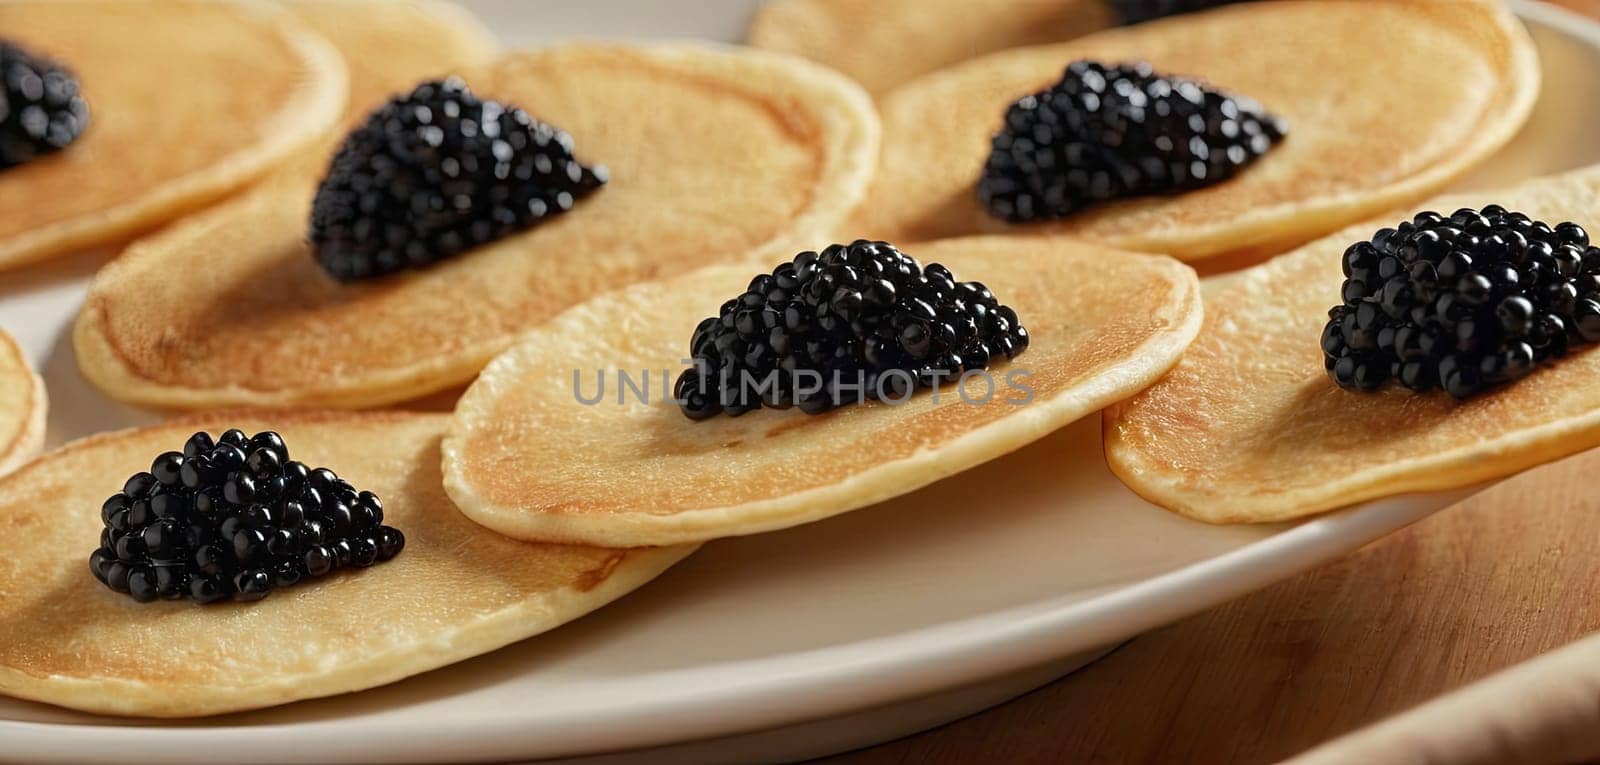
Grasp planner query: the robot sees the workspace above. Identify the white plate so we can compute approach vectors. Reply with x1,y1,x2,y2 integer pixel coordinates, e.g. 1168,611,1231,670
2,2,1598,762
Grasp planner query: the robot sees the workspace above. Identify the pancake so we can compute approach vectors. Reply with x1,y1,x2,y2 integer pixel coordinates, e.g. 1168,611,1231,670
0,411,695,718
442,236,1201,547
0,328,45,477
747,0,1116,98
0,0,346,272
846,0,1539,262
1103,165,1600,524
74,43,879,410
286,0,500,132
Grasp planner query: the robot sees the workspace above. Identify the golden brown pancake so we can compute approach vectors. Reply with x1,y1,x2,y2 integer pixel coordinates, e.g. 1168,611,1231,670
285,0,500,132
74,43,879,410
747,0,1116,98
0,411,695,718
0,0,346,271
1104,165,1600,524
443,237,1201,547
0,328,45,477
847,0,1539,262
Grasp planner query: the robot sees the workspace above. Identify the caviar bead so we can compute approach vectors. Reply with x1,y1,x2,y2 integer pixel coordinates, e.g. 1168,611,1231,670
232,570,272,602
123,472,157,499
376,527,405,561
183,432,215,459
1324,206,1600,398
179,456,207,490
114,533,144,562
978,60,1284,222
246,447,281,480
89,548,113,582
304,546,334,577
126,567,158,603
349,537,380,568
331,539,354,568
190,576,226,605
150,452,185,487
101,494,128,525
142,521,182,561
149,493,184,520
273,561,304,588
300,519,326,547
193,544,226,577
232,528,268,566
89,430,406,604
153,565,186,599
249,431,287,460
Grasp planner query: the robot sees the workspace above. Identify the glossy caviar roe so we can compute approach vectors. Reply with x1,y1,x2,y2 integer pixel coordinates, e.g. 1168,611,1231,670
1323,206,1600,398
675,240,1029,419
978,60,1285,223
310,77,607,281
0,39,89,171
90,429,405,604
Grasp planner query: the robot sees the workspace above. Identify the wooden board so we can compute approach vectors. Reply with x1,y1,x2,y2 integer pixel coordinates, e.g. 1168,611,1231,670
826,441,1600,762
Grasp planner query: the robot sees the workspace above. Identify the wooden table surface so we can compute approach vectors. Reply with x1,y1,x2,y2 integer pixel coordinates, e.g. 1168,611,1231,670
822,441,1600,764
822,8,1600,759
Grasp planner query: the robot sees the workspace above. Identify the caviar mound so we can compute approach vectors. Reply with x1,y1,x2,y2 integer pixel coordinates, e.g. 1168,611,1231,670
310,77,608,281
677,240,1029,419
1103,166,1600,524
90,429,404,604
848,0,1537,260
978,60,1284,223
445,236,1201,547
0,412,695,717
1323,207,1600,399
1109,0,1243,25
0,39,89,170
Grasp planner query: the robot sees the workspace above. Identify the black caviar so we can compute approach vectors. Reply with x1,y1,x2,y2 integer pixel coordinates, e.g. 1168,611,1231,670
675,240,1029,419
1109,0,1245,24
977,60,1285,223
1323,206,1600,398
0,39,89,171
90,429,404,604
309,77,607,281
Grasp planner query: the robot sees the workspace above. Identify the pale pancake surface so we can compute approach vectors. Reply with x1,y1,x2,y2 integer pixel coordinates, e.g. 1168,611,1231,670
0,412,694,718
286,0,500,132
444,237,1202,547
75,44,879,409
1105,165,1600,524
848,0,1539,261
0,0,346,270
0,329,44,477
747,0,1115,97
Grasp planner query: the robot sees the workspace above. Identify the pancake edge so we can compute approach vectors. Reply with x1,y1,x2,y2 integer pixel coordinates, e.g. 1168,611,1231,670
0,0,349,272
441,248,1203,547
1102,387,1600,524
0,330,45,477
70,41,881,410
0,409,697,718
